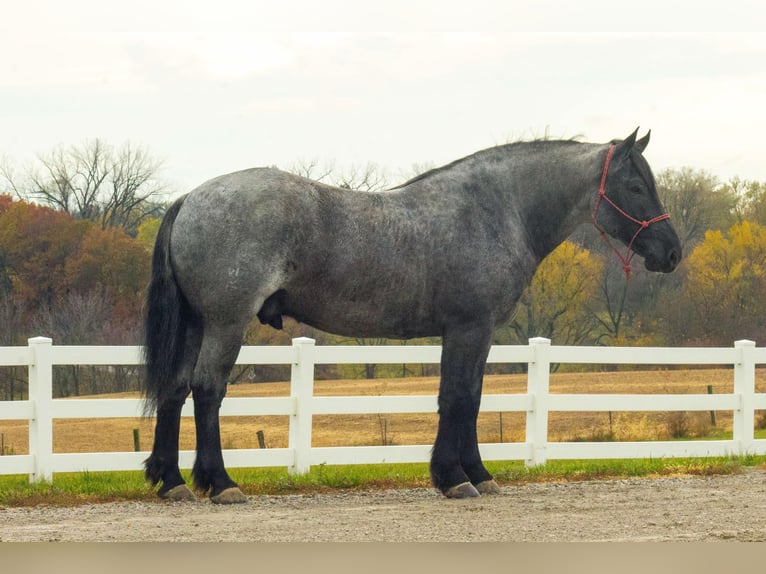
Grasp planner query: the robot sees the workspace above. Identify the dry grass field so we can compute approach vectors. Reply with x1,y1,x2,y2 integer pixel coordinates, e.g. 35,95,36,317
1,368,765,456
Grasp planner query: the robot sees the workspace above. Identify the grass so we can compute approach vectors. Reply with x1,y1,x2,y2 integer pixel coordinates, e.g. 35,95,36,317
2,455,765,508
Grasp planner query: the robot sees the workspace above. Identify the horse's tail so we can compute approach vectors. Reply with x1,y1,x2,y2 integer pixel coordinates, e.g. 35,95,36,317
141,195,192,416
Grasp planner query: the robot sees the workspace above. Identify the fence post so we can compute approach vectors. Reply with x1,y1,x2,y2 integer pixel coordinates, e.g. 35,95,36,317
526,337,551,467
733,339,756,456
28,337,54,483
289,337,315,475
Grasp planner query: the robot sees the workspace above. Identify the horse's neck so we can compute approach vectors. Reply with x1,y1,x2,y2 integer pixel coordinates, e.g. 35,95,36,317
513,145,604,262
396,142,605,262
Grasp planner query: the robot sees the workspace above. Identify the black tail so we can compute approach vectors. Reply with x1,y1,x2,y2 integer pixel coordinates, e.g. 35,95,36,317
141,195,193,416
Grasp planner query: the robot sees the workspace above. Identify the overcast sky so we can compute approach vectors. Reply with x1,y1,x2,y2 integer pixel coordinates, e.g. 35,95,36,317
2,1,765,195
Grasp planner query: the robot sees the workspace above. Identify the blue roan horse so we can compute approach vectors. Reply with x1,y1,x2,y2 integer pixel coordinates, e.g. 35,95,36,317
142,129,681,503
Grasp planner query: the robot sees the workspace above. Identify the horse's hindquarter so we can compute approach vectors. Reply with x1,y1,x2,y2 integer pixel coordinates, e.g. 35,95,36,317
169,169,320,324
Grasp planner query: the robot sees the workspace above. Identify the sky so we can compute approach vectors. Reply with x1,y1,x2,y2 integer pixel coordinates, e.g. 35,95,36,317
1,1,765,196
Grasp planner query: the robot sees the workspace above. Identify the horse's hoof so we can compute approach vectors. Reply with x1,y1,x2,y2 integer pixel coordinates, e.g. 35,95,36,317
475,480,501,495
210,487,248,504
159,484,197,502
444,481,481,499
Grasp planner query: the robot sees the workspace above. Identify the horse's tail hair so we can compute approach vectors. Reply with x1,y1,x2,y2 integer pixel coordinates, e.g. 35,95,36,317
141,195,192,416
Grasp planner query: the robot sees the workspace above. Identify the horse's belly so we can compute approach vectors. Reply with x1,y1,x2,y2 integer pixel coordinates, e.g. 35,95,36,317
283,288,437,339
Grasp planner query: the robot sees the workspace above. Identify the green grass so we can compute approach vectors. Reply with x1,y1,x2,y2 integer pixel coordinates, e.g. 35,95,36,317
1,455,764,507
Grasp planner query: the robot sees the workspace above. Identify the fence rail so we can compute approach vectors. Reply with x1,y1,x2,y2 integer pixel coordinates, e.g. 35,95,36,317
1,336,765,483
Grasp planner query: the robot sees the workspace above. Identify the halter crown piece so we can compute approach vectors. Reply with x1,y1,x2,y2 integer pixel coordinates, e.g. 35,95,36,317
591,145,671,280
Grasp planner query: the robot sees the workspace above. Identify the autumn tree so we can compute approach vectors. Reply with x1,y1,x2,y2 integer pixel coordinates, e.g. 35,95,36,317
0,197,89,310
496,241,604,346
0,195,153,396
67,225,149,293
0,195,150,343
680,221,766,345
135,217,163,252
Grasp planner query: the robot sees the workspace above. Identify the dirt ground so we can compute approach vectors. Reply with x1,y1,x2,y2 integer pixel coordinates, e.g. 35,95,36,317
3,468,766,542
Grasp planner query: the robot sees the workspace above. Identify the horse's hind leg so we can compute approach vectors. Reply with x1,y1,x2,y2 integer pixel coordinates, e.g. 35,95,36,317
190,323,247,504
144,325,201,501
431,320,499,498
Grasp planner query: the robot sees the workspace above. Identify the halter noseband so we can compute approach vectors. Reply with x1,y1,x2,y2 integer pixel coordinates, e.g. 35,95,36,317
591,144,671,279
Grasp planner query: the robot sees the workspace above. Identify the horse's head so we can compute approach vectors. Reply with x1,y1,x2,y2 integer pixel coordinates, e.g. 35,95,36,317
593,129,682,274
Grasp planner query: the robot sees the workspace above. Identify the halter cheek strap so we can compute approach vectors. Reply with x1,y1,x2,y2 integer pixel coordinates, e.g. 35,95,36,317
591,144,671,279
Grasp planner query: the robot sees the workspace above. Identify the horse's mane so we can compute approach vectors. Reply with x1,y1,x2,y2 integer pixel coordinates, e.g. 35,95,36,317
390,137,583,190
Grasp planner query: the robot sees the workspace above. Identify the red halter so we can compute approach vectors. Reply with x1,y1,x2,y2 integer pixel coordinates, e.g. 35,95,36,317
591,145,671,279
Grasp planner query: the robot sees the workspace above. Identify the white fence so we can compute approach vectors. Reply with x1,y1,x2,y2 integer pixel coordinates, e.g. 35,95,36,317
1,336,765,484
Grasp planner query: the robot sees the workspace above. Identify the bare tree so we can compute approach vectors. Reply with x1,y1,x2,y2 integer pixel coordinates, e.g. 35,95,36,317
289,158,336,183
101,143,166,230
0,288,27,400
30,290,142,396
5,139,167,235
333,162,388,192
725,176,766,226
288,159,388,192
655,167,736,252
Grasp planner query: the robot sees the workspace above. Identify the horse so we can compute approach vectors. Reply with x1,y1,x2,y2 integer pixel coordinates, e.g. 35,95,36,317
142,128,681,503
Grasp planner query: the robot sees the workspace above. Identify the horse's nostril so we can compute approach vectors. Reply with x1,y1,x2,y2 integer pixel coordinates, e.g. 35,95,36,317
669,248,681,268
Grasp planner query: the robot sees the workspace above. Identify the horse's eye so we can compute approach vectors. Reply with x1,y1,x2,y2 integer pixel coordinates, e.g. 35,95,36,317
630,184,644,195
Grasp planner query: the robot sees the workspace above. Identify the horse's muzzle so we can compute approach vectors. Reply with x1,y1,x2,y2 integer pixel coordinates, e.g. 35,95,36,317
644,246,682,273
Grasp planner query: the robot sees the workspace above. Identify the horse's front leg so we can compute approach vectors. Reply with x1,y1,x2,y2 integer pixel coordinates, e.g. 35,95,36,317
431,319,501,498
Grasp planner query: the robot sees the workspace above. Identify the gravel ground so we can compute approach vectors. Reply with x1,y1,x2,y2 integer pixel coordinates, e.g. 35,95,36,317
3,469,766,542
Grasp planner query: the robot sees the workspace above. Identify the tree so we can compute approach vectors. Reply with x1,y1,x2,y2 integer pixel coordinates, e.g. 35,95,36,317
3,140,167,235
289,159,388,191
655,167,736,252
725,177,766,226
0,195,150,342
135,217,163,252
66,226,150,296
0,197,89,310
681,221,766,345
745,181,766,225
0,195,152,396
0,284,26,400
497,241,604,346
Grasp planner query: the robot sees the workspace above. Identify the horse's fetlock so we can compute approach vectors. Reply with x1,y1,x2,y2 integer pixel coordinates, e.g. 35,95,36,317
144,454,164,486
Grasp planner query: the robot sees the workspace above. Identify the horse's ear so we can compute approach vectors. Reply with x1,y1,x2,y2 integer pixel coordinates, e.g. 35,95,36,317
612,128,640,160
635,130,651,153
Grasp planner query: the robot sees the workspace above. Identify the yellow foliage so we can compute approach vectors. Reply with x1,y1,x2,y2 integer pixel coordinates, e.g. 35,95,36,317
135,217,162,252
510,241,604,343
684,221,766,342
